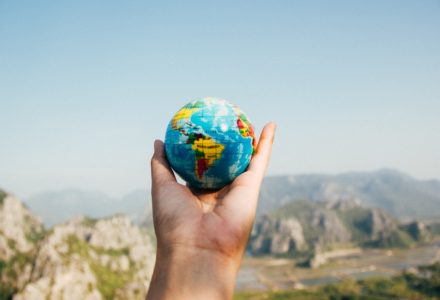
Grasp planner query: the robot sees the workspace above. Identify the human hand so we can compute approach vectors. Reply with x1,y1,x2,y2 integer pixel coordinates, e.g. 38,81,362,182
146,122,276,300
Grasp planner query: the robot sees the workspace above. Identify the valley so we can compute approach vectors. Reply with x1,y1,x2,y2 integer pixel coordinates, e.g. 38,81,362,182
236,238,440,292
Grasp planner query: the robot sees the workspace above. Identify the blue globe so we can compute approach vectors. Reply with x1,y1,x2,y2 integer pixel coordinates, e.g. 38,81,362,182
164,97,256,189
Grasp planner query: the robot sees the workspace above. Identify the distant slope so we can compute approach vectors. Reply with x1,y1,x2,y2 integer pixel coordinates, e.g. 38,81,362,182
24,189,151,227
23,169,440,226
258,169,440,219
250,199,421,258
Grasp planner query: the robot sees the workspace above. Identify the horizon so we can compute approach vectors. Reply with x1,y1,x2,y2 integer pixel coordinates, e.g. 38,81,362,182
1,1,439,198
1,167,438,200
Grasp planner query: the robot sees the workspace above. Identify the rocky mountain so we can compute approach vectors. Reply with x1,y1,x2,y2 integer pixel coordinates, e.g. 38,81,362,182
250,199,428,260
0,188,156,300
24,189,151,227
0,189,45,298
258,169,440,219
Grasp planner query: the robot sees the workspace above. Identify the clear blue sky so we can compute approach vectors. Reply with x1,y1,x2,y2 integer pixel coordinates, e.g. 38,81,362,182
1,0,439,198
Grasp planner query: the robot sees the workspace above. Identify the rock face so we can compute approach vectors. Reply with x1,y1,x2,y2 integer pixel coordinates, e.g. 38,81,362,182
0,192,44,260
251,216,305,255
403,221,429,241
0,189,45,298
0,188,156,300
15,216,155,300
311,210,351,244
367,208,396,240
250,199,417,258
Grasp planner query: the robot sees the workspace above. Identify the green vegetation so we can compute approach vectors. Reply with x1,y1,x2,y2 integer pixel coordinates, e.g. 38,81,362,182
25,228,46,244
81,217,98,227
65,234,130,258
7,239,16,249
234,263,440,300
0,252,33,281
66,234,90,258
65,234,135,299
428,222,440,236
0,189,7,204
0,284,17,300
235,290,326,300
90,261,133,300
364,230,414,249
336,207,372,243
0,252,34,300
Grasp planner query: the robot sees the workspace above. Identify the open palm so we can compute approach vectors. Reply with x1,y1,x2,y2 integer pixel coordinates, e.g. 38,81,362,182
151,123,276,260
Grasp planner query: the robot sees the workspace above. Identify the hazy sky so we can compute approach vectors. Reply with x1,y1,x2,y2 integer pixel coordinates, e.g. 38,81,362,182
1,1,439,198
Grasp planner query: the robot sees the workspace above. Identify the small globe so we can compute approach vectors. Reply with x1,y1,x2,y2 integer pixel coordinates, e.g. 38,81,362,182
164,97,256,189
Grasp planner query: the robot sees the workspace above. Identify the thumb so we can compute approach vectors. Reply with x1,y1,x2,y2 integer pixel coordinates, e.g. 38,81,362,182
151,140,176,188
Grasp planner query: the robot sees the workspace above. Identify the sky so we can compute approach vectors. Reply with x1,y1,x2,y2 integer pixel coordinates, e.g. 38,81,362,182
1,0,439,198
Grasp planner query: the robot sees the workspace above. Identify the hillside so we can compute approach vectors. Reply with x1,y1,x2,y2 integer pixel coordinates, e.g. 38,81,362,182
0,188,156,300
249,199,430,264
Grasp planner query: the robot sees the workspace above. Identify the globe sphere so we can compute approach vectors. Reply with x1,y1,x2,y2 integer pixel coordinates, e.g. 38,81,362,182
164,97,256,189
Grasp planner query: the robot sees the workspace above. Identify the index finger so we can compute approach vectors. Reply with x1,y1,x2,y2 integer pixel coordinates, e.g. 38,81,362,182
247,122,277,181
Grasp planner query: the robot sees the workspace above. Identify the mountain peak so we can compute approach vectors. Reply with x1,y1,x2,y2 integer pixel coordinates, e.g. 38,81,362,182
0,191,44,259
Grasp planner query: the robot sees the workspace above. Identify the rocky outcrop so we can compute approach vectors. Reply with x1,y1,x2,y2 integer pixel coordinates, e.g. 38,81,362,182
0,188,156,300
15,215,155,300
250,199,418,259
402,221,429,241
251,216,305,255
0,192,44,260
312,210,351,243
0,189,45,298
367,208,396,240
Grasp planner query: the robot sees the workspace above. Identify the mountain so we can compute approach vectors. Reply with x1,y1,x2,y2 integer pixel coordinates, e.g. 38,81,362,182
250,199,429,266
15,216,155,300
0,189,45,298
258,169,440,219
24,169,440,227
24,189,151,227
0,188,156,300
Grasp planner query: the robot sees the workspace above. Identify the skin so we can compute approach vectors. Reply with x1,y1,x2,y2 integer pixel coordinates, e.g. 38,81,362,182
146,122,276,300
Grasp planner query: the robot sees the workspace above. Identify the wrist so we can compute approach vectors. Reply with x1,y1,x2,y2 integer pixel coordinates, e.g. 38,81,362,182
147,245,240,300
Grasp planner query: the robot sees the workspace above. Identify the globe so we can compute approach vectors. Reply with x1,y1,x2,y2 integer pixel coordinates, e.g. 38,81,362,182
164,97,256,189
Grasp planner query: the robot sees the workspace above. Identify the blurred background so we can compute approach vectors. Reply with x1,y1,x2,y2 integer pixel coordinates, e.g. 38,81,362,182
1,1,439,299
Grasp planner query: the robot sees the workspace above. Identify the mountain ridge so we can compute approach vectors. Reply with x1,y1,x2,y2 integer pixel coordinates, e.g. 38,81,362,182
19,168,440,227
259,169,440,219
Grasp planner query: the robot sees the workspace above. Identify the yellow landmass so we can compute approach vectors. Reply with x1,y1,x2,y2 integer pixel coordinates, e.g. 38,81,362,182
192,136,225,179
172,107,200,129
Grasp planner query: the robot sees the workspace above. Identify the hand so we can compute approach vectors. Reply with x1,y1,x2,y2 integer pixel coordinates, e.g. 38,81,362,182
146,122,276,300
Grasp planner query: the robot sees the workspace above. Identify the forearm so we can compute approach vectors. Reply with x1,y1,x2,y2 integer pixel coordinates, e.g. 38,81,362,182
146,246,240,300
